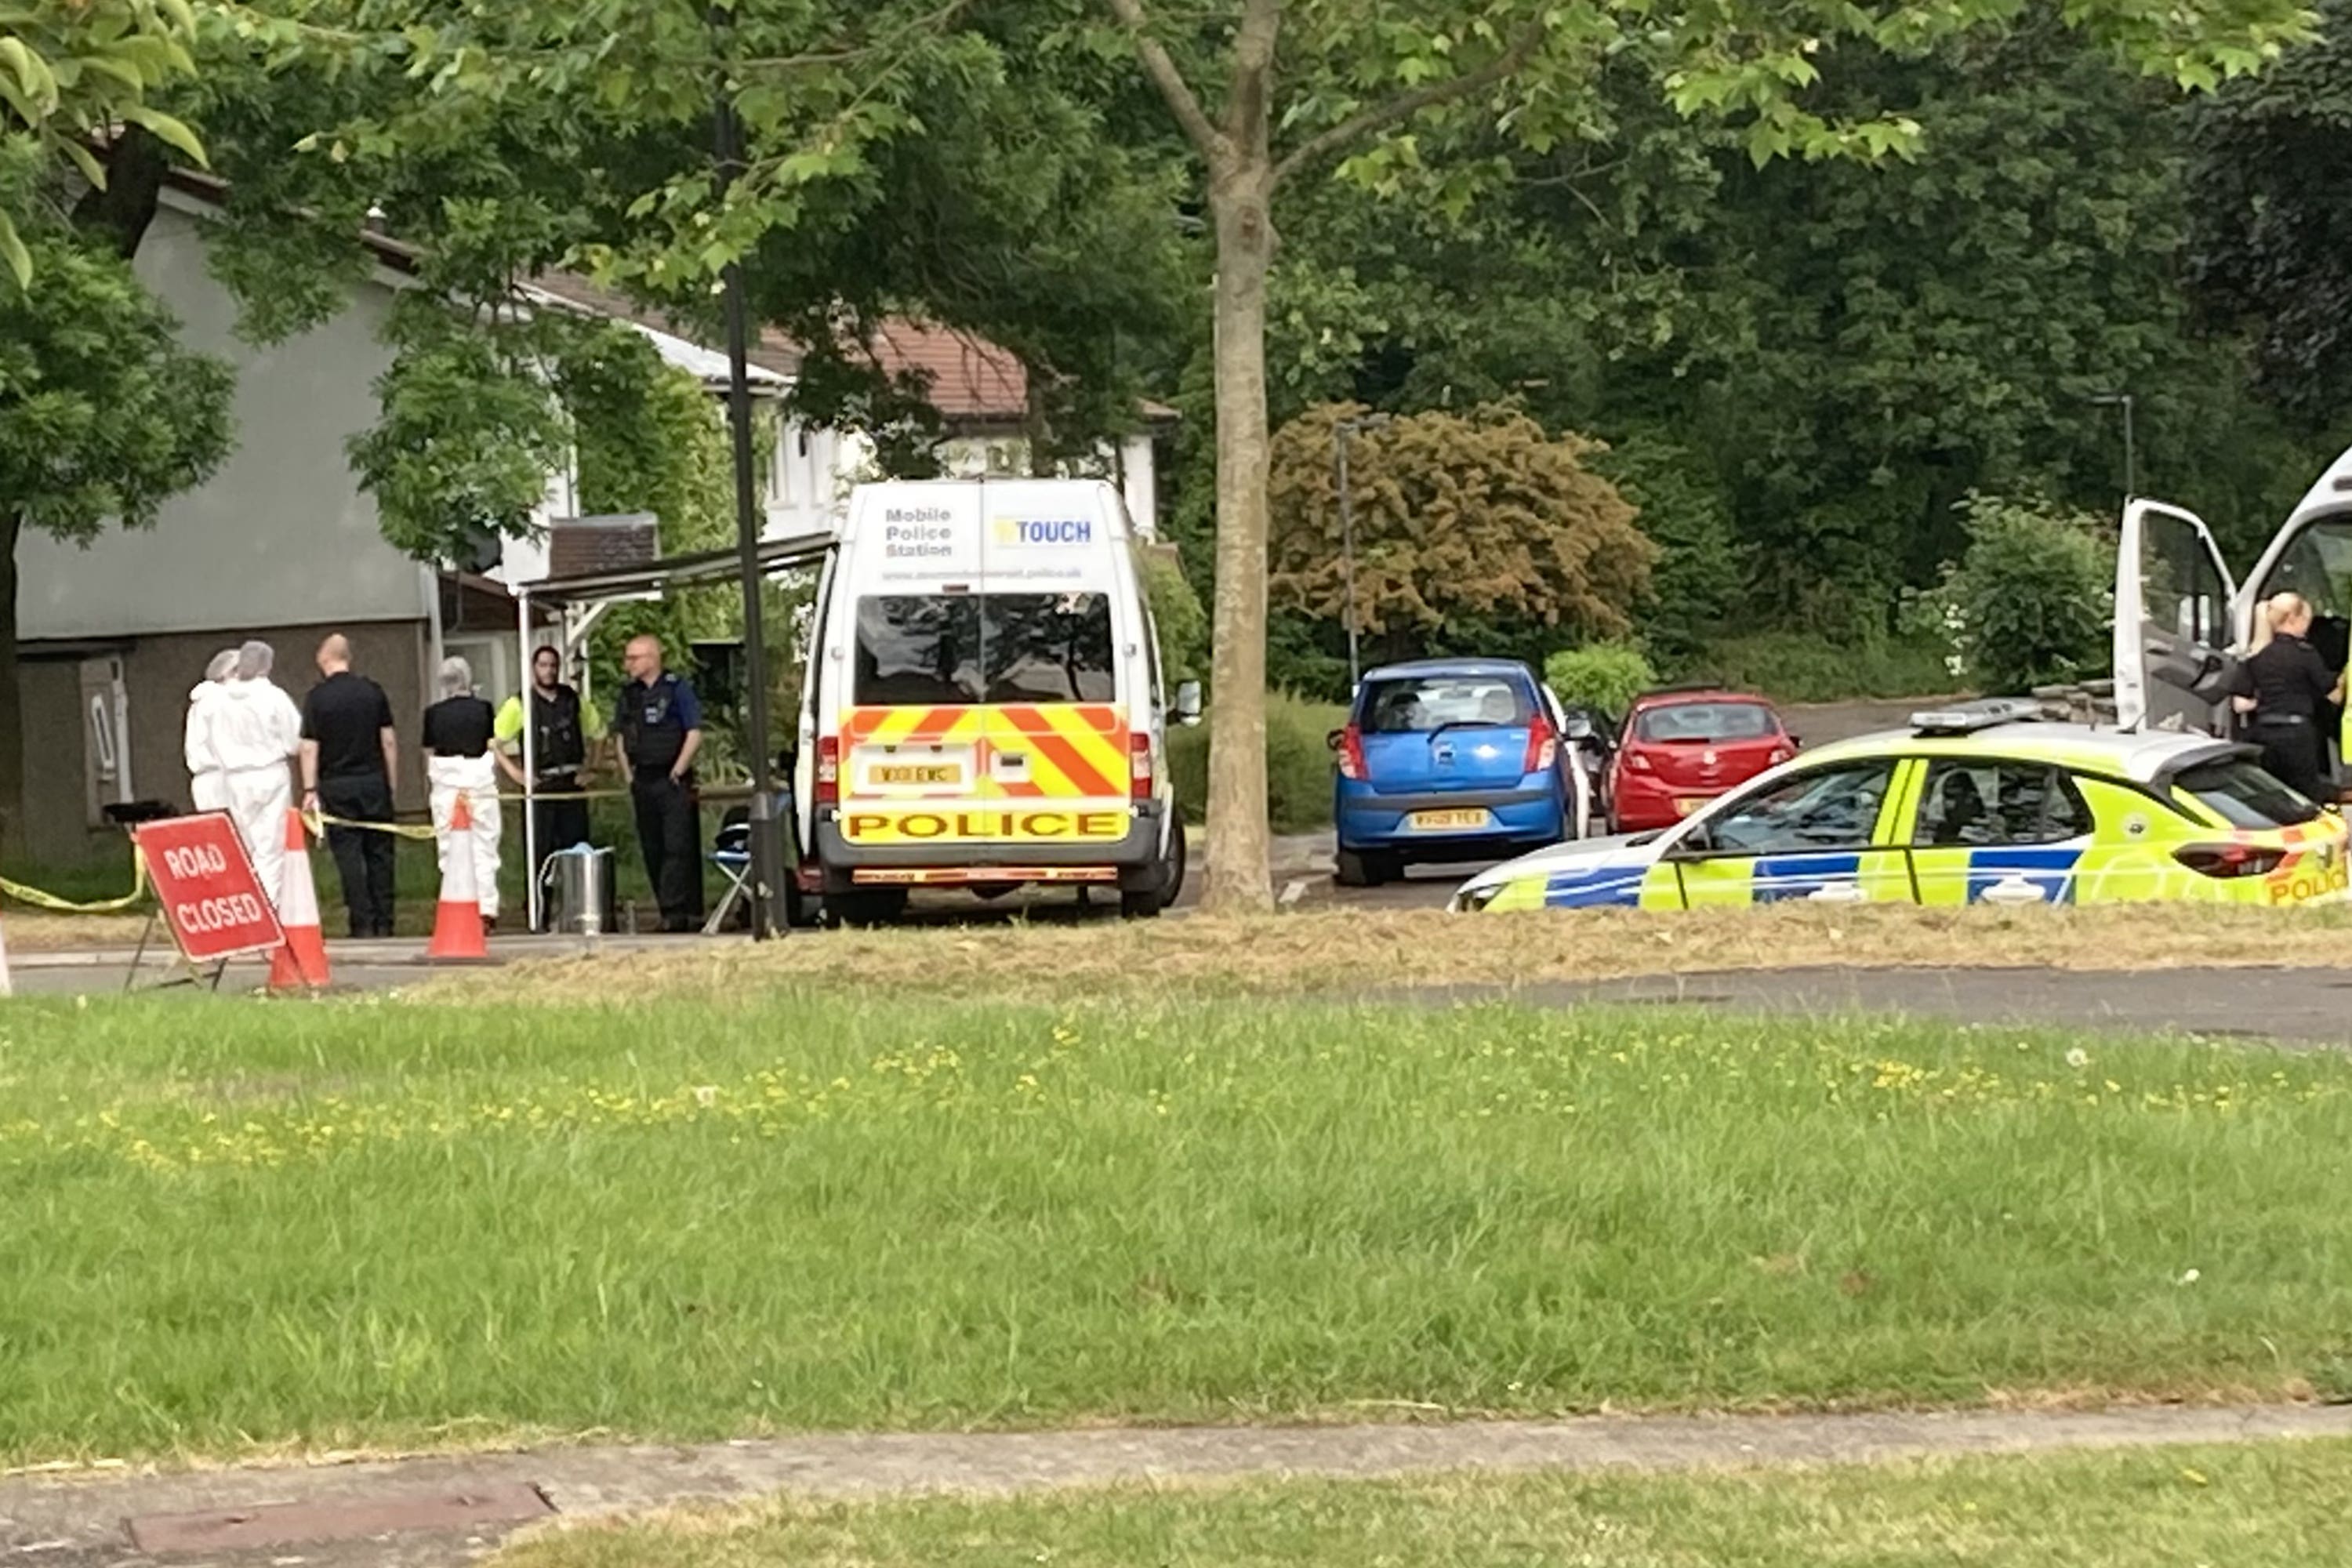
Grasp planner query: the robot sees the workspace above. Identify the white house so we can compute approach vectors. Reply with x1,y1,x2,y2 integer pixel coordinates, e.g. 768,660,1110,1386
12,177,1169,864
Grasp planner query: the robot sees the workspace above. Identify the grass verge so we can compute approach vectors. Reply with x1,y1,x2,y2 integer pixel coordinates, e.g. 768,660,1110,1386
454,902,2352,1006
7,990,2352,1465
489,1439,2352,1567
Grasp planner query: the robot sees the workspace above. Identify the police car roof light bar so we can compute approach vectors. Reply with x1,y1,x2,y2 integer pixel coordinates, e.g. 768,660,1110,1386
1909,697,2049,735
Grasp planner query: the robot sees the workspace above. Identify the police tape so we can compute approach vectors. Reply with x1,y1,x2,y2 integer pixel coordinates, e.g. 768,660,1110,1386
0,857,151,913
303,782,711,842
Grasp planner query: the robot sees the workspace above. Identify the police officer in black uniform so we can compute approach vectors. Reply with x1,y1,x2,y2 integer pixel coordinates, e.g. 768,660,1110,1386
2234,592,2344,803
615,634,705,931
496,644,597,922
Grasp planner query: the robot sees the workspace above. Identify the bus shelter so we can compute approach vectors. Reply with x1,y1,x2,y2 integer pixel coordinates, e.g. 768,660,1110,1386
513,528,837,931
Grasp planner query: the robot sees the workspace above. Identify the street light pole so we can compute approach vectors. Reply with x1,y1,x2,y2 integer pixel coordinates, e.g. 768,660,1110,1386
1335,423,1359,692
713,11,784,940
2092,392,2138,504
1332,413,1389,694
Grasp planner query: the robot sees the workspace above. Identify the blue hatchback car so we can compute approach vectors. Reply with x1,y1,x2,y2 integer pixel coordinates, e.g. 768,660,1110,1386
1330,659,1587,887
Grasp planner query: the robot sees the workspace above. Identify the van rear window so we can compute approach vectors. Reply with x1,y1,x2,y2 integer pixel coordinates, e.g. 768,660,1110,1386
854,593,1114,706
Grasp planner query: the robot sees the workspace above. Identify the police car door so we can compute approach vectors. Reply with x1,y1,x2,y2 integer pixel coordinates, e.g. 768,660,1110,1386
2114,500,2238,735
1663,759,1912,908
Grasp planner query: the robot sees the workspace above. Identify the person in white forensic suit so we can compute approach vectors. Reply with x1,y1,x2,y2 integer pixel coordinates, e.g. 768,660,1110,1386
183,648,240,813
421,655,502,928
213,640,303,907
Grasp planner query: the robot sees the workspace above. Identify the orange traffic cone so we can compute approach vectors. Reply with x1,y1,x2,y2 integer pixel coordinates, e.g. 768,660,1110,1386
269,808,331,991
426,793,490,961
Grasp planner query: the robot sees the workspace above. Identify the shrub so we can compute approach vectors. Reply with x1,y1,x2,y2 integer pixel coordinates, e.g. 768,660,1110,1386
1544,644,1657,719
1168,691,1344,832
1913,493,2111,696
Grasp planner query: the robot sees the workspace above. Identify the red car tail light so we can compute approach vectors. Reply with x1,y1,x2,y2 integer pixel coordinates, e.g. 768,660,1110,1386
1523,713,1557,773
1338,724,1368,781
2172,843,2285,879
1622,750,1654,774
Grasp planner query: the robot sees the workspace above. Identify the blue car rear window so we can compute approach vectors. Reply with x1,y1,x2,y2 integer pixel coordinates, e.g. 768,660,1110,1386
1361,677,1534,734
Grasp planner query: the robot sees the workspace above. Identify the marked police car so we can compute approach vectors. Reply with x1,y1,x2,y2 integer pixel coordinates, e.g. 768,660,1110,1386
1449,698,2348,913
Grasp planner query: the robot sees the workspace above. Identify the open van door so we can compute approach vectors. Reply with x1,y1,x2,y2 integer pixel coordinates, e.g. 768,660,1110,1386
2114,499,2238,734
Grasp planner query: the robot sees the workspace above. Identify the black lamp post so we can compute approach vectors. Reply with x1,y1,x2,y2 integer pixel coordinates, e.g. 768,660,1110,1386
1333,412,1391,692
713,10,786,939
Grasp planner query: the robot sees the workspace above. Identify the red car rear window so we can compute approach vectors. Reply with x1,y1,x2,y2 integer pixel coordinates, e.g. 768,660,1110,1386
1632,702,1778,744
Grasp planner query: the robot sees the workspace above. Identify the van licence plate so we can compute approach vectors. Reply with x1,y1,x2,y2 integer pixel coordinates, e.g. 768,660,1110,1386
872,764,963,786
1407,808,1493,832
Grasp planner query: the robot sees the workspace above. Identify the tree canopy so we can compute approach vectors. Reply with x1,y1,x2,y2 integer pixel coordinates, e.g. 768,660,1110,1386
1268,404,1653,673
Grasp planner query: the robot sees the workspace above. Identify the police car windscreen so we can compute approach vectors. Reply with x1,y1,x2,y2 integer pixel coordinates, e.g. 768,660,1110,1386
856,593,1113,706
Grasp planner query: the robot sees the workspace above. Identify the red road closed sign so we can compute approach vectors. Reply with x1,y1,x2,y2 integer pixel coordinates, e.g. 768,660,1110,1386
132,812,285,963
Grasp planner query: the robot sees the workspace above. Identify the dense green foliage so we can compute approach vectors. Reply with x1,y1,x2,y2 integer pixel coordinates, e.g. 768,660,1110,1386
1167,692,1340,831
1156,20,2342,699
1911,494,2114,697
1267,405,1653,681
1543,644,1657,719
2186,0,2352,426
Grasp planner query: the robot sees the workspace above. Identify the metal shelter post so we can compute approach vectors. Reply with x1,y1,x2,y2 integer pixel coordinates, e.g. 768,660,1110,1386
713,10,785,940
519,586,541,933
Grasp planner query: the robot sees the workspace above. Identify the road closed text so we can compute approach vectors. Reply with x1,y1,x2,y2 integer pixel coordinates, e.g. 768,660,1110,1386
842,808,1128,844
175,891,272,933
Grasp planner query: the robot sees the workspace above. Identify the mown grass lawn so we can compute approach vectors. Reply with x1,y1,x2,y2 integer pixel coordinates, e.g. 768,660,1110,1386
5,989,2352,1464
488,1439,2352,1568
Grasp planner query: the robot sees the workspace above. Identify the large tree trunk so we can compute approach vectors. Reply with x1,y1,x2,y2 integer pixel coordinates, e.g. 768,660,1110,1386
0,512,23,854
1200,169,1277,913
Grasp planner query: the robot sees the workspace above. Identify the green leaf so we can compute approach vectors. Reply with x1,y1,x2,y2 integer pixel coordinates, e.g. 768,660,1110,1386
0,35,56,111
118,104,207,165
0,208,31,290
60,136,107,191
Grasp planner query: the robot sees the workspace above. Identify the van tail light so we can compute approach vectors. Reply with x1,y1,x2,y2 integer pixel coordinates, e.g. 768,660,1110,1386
1338,724,1368,781
816,735,840,804
2173,842,2285,879
1523,713,1557,773
1130,731,1154,800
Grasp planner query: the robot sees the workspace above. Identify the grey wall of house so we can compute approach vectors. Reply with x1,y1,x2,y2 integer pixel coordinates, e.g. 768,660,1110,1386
15,200,428,643
15,619,430,868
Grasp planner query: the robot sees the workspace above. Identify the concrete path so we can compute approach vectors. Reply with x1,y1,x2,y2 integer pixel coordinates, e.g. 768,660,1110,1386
5,1404,2350,1566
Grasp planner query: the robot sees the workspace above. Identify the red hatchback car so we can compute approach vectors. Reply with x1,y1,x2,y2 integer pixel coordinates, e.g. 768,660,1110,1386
1608,689,1798,832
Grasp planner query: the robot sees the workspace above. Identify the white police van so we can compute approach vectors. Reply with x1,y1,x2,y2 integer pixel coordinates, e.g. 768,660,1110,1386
793,479,1197,924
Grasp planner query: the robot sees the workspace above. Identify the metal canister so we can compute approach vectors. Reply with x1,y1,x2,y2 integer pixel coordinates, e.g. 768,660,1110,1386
540,844,616,936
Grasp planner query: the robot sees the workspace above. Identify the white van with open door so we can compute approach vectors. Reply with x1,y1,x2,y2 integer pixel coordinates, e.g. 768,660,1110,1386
793,478,1197,924
2114,445,2352,737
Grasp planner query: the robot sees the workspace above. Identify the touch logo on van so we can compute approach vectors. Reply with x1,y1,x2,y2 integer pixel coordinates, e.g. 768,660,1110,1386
993,517,1094,546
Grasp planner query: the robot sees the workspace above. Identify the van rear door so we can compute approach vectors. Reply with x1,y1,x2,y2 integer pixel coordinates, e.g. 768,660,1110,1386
2114,499,2238,734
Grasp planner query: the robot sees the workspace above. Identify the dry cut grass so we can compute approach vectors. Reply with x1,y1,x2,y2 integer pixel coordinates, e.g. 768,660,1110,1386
452,901,2352,1005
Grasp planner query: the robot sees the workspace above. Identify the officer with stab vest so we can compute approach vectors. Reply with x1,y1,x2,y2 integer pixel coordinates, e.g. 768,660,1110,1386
614,634,705,932
495,643,607,927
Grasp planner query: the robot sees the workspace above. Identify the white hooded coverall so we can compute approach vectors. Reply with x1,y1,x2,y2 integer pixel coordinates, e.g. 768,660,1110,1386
212,677,303,907
183,680,231,813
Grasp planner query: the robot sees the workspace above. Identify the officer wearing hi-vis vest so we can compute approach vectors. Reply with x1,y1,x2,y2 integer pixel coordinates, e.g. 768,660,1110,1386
614,634,705,932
